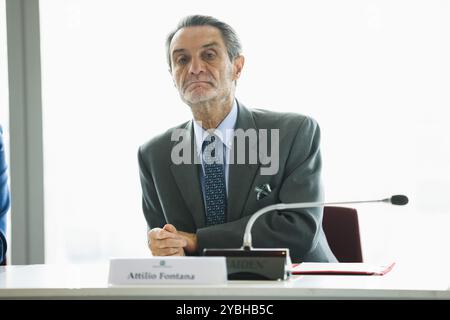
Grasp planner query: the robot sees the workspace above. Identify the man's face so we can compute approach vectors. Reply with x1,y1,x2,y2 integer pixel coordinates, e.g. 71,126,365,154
169,26,243,106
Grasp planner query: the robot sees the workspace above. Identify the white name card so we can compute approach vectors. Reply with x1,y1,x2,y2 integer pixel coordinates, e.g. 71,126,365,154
108,257,227,285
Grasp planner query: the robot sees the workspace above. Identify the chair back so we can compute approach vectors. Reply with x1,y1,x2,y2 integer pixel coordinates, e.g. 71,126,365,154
322,206,363,262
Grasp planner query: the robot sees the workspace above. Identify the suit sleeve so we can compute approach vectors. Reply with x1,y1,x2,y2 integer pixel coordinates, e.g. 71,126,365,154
138,147,167,230
196,117,324,261
0,232,6,265
0,126,10,264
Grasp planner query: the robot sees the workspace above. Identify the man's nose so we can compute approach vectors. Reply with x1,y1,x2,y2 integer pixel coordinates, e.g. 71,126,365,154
188,57,206,75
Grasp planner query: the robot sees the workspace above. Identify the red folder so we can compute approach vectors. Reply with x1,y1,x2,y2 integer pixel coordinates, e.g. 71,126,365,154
289,262,395,276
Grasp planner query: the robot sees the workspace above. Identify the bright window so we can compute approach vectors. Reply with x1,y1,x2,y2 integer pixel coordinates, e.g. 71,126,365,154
40,0,450,265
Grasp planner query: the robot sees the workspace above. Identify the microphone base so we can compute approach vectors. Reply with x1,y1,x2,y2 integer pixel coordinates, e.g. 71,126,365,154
203,248,290,280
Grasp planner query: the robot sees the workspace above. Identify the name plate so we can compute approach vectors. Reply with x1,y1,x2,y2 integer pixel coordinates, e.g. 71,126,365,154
108,257,227,285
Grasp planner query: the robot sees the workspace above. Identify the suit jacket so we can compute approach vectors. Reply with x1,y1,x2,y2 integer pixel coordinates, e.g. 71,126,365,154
0,125,10,265
138,101,337,263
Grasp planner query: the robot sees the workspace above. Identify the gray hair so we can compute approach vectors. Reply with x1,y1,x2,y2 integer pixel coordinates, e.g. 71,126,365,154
165,15,242,71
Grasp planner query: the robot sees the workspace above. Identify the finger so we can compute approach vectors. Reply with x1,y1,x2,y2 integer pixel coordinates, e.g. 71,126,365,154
148,227,162,240
166,249,185,256
163,224,177,233
148,227,178,238
153,247,183,256
154,238,187,249
151,228,180,240
148,227,161,236
148,229,159,248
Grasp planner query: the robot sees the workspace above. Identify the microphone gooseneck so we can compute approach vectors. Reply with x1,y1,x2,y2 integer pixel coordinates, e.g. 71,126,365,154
242,195,409,250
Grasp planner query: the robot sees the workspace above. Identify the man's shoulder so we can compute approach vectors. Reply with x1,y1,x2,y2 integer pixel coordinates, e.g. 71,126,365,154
244,104,318,131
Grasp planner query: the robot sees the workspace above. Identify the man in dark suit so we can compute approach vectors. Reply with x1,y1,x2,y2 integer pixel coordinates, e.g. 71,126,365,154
138,15,336,263
0,125,10,265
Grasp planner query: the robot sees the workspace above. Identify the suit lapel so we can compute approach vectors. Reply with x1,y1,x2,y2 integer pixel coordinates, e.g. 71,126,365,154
169,102,261,227
170,121,206,229
227,102,261,222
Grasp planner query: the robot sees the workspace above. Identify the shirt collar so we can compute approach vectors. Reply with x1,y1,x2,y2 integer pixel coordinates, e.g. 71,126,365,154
193,99,238,156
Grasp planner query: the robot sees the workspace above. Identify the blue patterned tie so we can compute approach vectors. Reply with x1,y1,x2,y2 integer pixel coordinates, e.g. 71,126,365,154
202,134,227,226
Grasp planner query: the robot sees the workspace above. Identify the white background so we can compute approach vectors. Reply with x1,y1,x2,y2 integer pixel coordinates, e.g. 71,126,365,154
38,0,450,265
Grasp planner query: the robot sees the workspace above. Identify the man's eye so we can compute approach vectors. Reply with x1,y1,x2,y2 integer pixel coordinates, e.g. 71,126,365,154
177,57,188,65
204,52,216,60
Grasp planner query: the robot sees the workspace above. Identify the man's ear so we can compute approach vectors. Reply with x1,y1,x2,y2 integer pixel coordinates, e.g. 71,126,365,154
233,55,245,80
168,68,177,88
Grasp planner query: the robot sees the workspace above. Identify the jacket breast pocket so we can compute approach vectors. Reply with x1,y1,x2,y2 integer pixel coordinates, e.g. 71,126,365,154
245,184,278,215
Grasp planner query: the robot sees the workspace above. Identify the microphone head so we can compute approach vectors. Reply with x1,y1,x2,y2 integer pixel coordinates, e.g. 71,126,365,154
390,195,409,205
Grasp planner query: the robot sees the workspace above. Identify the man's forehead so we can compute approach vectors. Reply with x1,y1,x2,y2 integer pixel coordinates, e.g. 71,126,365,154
170,26,225,53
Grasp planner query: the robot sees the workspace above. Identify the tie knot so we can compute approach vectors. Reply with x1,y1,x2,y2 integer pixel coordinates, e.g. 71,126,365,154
202,134,217,151
201,134,224,164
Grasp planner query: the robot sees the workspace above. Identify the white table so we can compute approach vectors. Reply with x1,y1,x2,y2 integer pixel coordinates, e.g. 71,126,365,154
0,262,449,299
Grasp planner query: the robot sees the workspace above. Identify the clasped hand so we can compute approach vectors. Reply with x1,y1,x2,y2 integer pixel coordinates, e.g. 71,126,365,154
147,224,198,256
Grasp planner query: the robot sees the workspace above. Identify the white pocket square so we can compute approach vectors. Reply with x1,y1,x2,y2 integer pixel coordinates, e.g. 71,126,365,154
255,183,272,200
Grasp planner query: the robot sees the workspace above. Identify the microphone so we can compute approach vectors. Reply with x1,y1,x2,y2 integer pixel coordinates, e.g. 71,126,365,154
389,195,409,205
204,195,408,280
